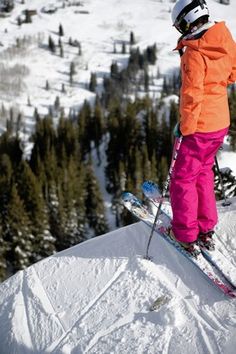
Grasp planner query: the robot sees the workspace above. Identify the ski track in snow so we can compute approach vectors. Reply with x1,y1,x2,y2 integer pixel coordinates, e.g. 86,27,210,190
47,260,129,352
22,267,66,352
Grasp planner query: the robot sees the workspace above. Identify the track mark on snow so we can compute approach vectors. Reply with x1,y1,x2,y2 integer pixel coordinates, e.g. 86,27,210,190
46,260,128,353
32,267,68,333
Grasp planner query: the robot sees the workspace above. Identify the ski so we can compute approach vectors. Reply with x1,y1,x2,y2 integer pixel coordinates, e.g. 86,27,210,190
141,180,236,289
121,191,236,298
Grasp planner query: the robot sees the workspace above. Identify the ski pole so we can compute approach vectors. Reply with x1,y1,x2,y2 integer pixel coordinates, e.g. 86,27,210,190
145,135,183,260
214,155,231,207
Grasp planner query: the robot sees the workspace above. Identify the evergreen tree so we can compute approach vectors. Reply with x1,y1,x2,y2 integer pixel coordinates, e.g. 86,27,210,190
45,80,50,90
16,161,56,261
146,44,157,65
48,181,67,251
0,132,23,169
34,108,40,121
46,157,85,252
70,62,76,85
144,107,160,159
162,76,170,97
110,61,119,79
61,83,66,94
54,96,60,112
46,179,62,248
77,100,92,156
89,73,97,92
0,223,7,281
158,156,168,189
122,42,126,54
56,117,80,163
92,97,105,164
30,116,56,168
5,184,34,272
159,113,172,164
106,100,143,194
0,154,13,279
48,35,56,53
133,146,143,194
130,31,136,45
58,157,87,249
85,163,108,236
59,23,64,36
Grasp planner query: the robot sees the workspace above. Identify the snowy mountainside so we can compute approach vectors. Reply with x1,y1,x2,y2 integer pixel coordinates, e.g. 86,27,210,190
0,0,235,169
0,198,236,353
0,0,179,118
0,0,235,128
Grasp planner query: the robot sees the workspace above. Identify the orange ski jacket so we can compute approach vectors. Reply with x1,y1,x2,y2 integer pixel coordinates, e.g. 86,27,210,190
175,22,236,136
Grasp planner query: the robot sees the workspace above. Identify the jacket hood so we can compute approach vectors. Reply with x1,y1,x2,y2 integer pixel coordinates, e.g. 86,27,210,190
175,22,234,60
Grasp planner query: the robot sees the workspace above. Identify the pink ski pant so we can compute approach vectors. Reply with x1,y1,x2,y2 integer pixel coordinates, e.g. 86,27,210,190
170,127,228,243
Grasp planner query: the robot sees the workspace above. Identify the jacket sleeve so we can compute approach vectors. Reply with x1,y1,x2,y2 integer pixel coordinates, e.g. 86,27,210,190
180,49,205,136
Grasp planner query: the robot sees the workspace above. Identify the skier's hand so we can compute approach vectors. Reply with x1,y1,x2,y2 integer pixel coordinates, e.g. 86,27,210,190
173,122,182,138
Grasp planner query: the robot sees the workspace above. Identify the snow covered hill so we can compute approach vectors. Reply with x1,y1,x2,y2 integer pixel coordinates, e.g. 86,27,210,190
0,199,236,354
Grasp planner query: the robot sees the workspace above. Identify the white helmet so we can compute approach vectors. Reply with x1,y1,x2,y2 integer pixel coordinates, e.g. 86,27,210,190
171,0,209,34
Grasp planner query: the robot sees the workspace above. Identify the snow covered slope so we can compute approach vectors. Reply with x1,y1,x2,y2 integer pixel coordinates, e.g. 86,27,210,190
0,198,235,354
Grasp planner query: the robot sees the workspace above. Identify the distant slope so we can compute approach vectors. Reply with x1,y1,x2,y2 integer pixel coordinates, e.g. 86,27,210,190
0,199,236,354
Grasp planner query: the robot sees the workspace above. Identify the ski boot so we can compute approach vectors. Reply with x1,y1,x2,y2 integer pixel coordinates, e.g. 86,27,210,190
168,229,200,258
198,231,215,251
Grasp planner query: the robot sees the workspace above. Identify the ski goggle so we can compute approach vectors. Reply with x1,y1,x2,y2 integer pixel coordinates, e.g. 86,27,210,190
174,18,190,34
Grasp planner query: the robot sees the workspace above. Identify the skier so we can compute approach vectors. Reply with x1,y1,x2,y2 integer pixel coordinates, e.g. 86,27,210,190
169,0,236,254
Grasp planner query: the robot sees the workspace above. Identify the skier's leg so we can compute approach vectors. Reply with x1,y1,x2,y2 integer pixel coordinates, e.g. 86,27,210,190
170,136,202,243
197,128,228,233
197,156,218,233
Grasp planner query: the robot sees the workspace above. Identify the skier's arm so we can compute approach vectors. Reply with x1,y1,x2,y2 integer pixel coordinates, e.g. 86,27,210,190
180,50,205,136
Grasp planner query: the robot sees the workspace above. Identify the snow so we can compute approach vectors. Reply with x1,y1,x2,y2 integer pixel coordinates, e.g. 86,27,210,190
0,0,236,353
0,199,236,354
